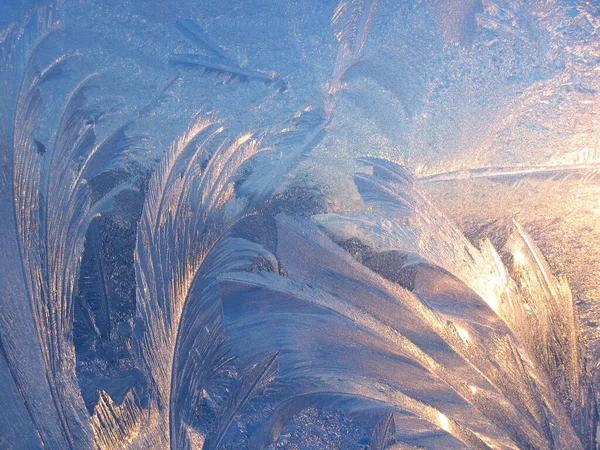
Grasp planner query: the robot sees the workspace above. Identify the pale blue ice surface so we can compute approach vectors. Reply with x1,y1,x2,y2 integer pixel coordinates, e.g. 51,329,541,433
1,1,599,448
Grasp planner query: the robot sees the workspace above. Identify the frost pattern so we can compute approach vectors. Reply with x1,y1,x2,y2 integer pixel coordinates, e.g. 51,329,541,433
0,1,597,450
0,8,139,449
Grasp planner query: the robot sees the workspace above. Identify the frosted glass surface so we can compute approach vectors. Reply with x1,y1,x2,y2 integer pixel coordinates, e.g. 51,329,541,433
0,1,599,448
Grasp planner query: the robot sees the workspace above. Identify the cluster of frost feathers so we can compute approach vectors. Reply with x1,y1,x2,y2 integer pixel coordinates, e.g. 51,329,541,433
0,3,597,450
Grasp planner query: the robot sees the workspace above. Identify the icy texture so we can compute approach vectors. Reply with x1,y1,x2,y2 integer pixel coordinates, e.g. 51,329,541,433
0,1,598,449
0,8,140,448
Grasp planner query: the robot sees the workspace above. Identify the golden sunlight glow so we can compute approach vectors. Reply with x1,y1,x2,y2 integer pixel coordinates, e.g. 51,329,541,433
235,133,253,146
456,326,470,344
437,412,450,432
513,249,527,266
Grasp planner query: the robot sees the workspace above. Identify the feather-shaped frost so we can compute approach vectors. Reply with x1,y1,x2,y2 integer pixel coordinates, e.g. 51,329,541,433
370,411,396,450
237,106,328,205
217,212,589,448
314,158,596,448
130,113,272,448
2,4,596,449
171,20,287,92
204,351,278,450
330,0,378,96
122,141,596,448
0,9,141,449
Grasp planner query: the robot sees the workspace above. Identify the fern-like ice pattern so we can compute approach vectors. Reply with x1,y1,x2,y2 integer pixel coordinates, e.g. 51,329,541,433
0,1,597,449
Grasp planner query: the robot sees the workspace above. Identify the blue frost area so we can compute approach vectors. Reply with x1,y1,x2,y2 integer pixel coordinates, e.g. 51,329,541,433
0,0,599,449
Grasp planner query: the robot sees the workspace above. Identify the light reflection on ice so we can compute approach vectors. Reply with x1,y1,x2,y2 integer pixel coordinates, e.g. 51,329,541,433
0,0,598,449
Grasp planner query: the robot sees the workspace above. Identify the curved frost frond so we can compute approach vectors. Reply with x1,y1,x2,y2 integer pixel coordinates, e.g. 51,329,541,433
314,157,511,313
330,0,378,97
132,114,269,448
502,222,596,445
203,350,279,450
313,158,596,448
171,237,280,450
369,411,395,450
125,147,595,448
215,212,587,448
91,390,146,450
0,9,89,448
236,106,328,205
218,219,522,446
0,10,143,449
171,20,287,92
